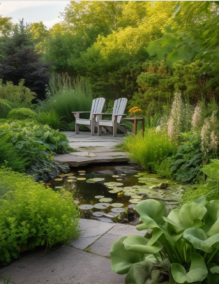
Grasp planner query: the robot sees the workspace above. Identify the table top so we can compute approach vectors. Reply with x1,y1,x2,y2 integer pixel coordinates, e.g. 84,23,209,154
123,117,144,121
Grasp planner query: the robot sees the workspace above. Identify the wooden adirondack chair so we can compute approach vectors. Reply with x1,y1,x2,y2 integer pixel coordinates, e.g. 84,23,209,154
72,97,105,135
95,98,128,137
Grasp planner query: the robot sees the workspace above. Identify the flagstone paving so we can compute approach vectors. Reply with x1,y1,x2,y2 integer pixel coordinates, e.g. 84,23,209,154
0,219,145,284
54,131,129,167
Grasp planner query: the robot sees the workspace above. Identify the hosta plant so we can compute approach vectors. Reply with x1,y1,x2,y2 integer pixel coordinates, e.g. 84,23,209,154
110,197,219,284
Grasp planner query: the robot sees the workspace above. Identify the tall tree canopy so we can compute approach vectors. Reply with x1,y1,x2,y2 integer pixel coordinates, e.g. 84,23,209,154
0,20,51,100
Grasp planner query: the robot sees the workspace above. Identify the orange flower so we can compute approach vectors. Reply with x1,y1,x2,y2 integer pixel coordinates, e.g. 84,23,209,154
46,183,51,186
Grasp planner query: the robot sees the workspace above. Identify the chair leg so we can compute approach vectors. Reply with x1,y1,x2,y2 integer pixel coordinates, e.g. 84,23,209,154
98,125,102,136
113,120,117,137
75,122,79,134
91,118,95,136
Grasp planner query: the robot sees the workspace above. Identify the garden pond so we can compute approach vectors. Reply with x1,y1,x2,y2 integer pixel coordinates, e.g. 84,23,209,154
48,163,191,224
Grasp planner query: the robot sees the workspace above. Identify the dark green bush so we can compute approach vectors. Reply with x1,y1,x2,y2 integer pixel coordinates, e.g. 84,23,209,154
7,108,38,120
0,167,80,265
27,158,70,182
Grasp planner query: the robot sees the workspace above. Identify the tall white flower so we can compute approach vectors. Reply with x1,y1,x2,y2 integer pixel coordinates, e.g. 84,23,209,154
167,93,184,140
201,119,211,156
192,104,202,131
210,130,218,152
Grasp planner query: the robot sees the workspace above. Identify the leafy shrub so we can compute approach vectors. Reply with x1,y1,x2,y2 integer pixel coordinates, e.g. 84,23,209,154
36,74,93,123
0,167,80,265
7,108,38,120
168,133,203,183
183,159,219,202
0,134,29,172
0,80,36,118
110,196,219,284
122,128,176,171
27,158,70,182
154,159,173,178
0,121,73,159
37,110,67,130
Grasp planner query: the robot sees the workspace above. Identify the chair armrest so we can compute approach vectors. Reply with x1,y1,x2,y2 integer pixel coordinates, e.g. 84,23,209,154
113,114,127,117
93,113,113,116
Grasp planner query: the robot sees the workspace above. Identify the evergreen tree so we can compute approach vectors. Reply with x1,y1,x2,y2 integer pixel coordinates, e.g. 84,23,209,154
0,20,51,100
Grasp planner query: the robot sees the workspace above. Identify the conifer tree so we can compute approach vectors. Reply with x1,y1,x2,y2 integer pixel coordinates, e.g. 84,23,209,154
0,20,51,100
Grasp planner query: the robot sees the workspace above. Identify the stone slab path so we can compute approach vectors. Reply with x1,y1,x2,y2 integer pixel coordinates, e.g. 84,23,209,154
0,219,145,284
54,132,128,167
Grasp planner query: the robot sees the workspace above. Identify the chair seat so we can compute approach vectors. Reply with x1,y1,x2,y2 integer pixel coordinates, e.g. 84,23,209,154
98,120,113,127
76,118,91,126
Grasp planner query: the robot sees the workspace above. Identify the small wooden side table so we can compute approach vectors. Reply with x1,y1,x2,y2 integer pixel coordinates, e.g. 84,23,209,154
123,117,145,137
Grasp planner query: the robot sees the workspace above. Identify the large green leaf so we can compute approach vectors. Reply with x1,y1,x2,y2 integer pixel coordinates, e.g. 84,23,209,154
163,202,207,234
110,236,144,274
203,200,219,236
125,260,153,284
183,228,219,253
207,263,219,284
171,253,208,283
125,260,169,284
123,235,163,254
136,199,167,230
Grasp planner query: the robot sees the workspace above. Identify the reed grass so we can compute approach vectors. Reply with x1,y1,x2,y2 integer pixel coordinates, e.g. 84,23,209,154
123,128,176,171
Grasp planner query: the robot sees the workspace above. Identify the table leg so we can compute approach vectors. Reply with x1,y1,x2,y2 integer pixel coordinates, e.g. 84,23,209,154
133,117,137,135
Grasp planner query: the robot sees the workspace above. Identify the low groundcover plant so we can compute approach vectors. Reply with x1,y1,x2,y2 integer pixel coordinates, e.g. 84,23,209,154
110,197,219,284
0,167,80,265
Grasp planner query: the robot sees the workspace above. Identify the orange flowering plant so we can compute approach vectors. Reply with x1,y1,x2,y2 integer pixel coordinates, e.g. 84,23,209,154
128,106,141,117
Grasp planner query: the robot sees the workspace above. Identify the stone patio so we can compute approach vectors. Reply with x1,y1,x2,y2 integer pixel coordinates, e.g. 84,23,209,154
54,132,129,167
0,219,145,284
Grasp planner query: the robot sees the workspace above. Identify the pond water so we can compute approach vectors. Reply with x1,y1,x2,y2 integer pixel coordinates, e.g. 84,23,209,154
49,163,190,224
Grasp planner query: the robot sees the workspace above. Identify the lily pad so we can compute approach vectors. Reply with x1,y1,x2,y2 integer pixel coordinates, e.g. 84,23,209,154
86,179,96,183
128,204,136,209
99,197,113,203
67,176,75,178
121,174,126,176
111,208,125,213
112,175,119,178
67,179,75,182
131,195,142,199
92,178,105,182
129,199,142,204
111,203,124,208
92,212,104,217
77,178,86,181
54,178,62,181
109,189,121,194
94,203,111,209
116,179,123,181
95,195,105,199
79,204,93,210
124,192,136,197
59,174,66,177
78,170,86,173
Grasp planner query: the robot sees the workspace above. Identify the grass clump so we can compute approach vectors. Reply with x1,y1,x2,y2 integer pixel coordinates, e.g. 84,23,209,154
0,167,80,265
123,128,176,171
36,75,93,125
38,110,67,130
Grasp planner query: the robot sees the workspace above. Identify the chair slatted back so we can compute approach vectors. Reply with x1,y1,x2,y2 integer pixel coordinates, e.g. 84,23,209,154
112,98,128,123
89,98,106,121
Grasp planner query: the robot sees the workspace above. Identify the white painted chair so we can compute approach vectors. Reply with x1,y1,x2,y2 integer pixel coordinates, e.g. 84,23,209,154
95,98,128,137
72,98,105,135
